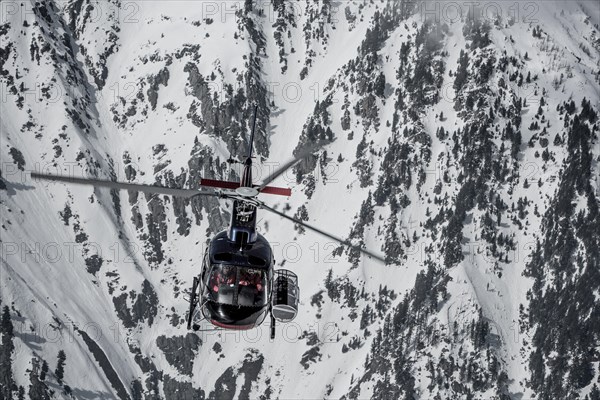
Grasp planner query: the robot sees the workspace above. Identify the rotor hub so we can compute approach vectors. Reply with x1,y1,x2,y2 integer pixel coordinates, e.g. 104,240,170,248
236,186,259,197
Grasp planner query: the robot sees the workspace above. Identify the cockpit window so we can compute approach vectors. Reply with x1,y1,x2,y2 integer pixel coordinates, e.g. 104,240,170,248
207,265,266,307
238,268,266,307
208,265,236,304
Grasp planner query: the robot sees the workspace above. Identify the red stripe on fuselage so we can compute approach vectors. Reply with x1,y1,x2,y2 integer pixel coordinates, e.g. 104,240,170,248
210,320,255,330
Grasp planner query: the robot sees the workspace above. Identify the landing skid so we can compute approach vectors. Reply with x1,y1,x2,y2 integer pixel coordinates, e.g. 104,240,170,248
270,306,276,339
187,276,200,330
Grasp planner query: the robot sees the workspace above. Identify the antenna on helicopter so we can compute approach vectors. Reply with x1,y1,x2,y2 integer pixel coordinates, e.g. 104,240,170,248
247,104,258,160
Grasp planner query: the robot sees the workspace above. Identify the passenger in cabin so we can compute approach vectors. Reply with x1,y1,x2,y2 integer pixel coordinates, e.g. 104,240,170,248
211,267,235,293
239,269,263,292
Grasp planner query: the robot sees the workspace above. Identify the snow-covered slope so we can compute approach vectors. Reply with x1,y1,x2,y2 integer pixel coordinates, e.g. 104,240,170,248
1,1,599,399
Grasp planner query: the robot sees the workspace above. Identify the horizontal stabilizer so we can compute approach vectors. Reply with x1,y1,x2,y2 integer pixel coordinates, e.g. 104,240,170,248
200,179,291,197
200,179,241,190
259,186,292,197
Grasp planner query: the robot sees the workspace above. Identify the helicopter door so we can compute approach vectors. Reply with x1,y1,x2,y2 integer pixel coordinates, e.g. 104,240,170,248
271,270,299,322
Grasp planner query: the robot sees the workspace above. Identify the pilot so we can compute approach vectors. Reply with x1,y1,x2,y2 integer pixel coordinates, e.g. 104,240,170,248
211,268,235,293
239,270,263,292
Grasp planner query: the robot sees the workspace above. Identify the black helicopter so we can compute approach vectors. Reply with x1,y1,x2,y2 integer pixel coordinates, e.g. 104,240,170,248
32,107,384,338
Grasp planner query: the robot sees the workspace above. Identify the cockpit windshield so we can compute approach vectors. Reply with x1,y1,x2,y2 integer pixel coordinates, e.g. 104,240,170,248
207,265,267,307
208,265,237,305
237,268,265,307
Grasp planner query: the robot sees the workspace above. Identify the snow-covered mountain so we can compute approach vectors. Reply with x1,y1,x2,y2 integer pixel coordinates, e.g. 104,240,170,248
1,0,599,399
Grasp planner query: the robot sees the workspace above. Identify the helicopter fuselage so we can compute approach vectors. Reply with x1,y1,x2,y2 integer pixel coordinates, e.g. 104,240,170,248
198,231,274,330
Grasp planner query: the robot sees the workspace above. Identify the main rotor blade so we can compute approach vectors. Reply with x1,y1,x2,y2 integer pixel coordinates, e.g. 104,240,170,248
260,203,385,263
256,144,323,192
32,172,218,199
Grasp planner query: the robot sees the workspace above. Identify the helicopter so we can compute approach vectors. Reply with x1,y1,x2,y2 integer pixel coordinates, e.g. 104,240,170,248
32,106,385,339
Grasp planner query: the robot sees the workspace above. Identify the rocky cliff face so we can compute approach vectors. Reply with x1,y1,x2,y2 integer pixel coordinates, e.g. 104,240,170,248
1,1,599,399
